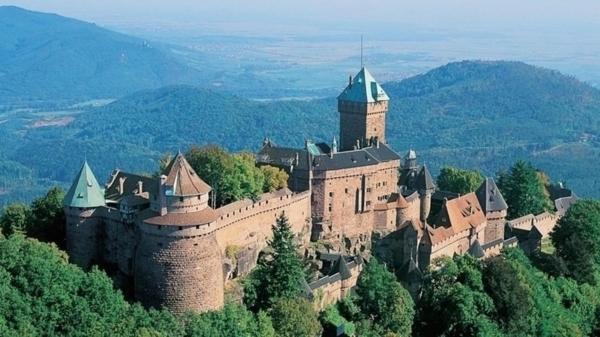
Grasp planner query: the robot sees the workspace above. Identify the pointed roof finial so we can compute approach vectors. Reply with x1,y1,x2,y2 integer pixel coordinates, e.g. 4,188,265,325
360,35,364,69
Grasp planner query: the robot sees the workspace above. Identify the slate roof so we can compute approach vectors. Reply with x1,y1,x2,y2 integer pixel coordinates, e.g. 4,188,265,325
257,142,400,172
257,145,309,170
164,153,211,196
555,196,578,217
338,67,389,103
475,178,508,213
105,170,157,202
416,165,435,191
468,240,485,259
64,161,106,208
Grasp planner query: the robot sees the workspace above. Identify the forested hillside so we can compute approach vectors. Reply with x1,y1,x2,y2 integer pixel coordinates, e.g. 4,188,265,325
0,6,202,101
0,61,598,205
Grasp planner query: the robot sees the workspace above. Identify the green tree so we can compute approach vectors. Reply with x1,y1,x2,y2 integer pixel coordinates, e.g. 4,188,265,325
355,258,414,337
244,213,305,311
28,187,65,246
320,305,356,336
501,248,598,337
270,297,322,337
183,302,274,337
483,256,533,334
231,152,264,201
497,160,553,219
0,203,31,236
551,199,600,284
418,255,501,337
437,166,485,194
0,234,185,337
186,145,236,207
185,146,269,207
260,165,288,192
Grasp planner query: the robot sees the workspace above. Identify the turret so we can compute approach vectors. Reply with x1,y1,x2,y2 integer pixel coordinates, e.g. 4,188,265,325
476,178,508,244
338,67,389,151
403,149,417,170
135,153,224,313
64,160,106,268
417,165,435,222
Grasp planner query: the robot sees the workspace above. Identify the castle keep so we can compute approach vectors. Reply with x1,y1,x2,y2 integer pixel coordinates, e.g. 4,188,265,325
65,67,575,313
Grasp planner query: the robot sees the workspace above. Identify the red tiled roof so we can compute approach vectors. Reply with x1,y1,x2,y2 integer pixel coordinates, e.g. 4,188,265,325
164,153,211,196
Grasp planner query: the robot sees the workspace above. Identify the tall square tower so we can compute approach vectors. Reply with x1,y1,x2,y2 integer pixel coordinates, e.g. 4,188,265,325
338,67,390,151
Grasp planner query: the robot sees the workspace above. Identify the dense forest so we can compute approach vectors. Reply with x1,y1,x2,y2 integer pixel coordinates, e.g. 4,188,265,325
1,60,598,206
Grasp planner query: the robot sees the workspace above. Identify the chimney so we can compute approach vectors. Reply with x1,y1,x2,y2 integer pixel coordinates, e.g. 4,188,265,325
137,180,143,194
356,139,360,149
349,75,352,88
159,175,168,216
118,177,126,195
375,138,380,148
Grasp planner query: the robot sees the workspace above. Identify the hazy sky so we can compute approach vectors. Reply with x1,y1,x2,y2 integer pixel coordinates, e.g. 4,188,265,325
3,0,600,35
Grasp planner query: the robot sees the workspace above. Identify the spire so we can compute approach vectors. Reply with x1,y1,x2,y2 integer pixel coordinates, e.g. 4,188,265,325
417,165,435,191
469,240,485,259
332,136,338,154
360,34,364,69
64,161,105,208
163,153,211,196
337,67,389,103
476,177,508,213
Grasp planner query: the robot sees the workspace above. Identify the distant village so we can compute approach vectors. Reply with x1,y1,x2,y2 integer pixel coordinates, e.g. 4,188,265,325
63,67,577,313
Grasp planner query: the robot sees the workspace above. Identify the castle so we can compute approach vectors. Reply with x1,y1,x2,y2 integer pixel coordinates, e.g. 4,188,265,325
64,67,575,313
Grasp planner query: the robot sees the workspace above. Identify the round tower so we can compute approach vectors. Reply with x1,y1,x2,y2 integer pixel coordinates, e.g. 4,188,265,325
134,152,224,313
64,161,106,269
135,221,223,313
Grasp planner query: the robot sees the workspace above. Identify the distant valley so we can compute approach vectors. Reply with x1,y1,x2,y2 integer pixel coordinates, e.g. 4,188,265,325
0,7,598,205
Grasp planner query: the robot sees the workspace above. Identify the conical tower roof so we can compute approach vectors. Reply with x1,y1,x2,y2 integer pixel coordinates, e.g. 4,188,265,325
476,178,508,213
338,67,389,103
64,161,105,208
164,153,211,196
417,165,435,191
468,240,485,259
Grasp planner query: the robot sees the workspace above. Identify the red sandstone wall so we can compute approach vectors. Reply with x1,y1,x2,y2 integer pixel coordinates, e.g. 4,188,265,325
134,223,224,313
312,160,399,244
214,190,311,253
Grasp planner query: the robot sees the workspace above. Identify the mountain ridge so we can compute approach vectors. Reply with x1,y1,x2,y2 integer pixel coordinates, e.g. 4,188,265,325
0,6,203,101
0,61,598,205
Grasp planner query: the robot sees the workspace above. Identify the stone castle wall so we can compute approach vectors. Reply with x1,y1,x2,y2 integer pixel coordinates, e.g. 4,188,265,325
311,160,400,246
214,190,311,252
65,207,103,268
134,222,224,314
484,209,507,245
310,263,362,310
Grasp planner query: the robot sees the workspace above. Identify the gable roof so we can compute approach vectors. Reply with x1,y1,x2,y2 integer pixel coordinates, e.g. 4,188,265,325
64,161,106,208
338,67,389,103
476,178,508,213
164,153,211,196
438,192,486,232
427,193,486,246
